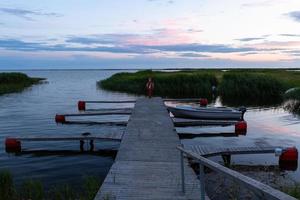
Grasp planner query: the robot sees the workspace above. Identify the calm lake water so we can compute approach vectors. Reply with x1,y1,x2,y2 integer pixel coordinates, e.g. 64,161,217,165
0,70,299,189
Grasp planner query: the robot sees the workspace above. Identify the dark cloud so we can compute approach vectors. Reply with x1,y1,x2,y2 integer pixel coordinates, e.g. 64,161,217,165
0,7,62,20
179,53,210,58
0,38,275,55
66,34,139,45
287,11,300,22
236,37,264,42
0,39,152,54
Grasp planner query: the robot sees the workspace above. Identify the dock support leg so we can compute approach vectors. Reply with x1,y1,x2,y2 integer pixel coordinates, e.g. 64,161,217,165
89,140,94,151
80,140,84,152
199,164,205,200
180,150,185,194
222,154,231,167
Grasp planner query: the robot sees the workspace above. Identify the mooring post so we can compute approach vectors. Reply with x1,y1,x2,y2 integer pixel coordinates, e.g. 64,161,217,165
89,140,94,151
199,163,205,200
180,149,185,193
80,140,84,151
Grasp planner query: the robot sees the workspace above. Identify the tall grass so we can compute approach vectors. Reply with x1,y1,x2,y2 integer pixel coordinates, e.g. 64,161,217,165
0,72,43,95
283,184,300,199
0,170,100,200
219,73,285,106
100,70,217,98
20,179,44,200
0,170,15,200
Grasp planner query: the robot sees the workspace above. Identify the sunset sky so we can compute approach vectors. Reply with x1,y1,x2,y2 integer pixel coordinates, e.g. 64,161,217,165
0,0,300,69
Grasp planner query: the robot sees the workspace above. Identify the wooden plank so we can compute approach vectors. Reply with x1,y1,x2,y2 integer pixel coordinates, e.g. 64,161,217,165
95,98,208,200
177,146,297,200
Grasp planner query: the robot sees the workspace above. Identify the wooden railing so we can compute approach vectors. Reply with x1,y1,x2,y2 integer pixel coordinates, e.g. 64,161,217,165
177,146,297,200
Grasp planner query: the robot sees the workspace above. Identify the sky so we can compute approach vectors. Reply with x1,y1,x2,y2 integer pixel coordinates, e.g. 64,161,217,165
0,0,300,69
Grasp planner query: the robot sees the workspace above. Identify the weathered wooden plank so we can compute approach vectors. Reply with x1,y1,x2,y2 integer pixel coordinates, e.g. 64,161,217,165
62,110,132,117
95,98,208,200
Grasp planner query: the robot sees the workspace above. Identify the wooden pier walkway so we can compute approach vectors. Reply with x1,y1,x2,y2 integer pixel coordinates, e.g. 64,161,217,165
95,97,208,200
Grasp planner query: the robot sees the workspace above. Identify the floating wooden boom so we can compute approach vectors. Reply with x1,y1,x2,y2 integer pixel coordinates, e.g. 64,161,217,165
84,100,136,103
63,110,132,117
173,118,238,127
178,132,238,139
5,132,123,153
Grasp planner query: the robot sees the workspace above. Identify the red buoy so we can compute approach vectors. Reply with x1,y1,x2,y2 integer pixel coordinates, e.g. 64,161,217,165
199,98,208,107
78,101,86,111
280,147,298,162
235,121,247,135
279,147,298,170
5,138,21,153
55,114,66,123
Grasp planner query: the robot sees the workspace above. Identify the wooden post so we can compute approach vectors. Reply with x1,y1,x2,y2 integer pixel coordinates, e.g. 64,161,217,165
199,163,205,200
222,154,231,167
180,150,185,193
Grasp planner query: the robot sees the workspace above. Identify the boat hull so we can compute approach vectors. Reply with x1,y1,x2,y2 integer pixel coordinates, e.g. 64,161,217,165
167,106,244,120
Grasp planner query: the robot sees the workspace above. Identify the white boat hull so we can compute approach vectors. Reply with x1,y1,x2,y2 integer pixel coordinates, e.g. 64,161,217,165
167,106,245,120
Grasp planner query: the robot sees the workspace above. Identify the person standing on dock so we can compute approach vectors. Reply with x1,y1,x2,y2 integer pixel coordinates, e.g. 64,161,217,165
146,77,154,98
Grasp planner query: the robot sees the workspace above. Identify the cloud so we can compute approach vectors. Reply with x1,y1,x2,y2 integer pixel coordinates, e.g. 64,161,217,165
241,1,273,8
143,43,256,53
187,28,203,33
236,37,265,42
0,7,62,20
279,34,300,37
286,11,300,22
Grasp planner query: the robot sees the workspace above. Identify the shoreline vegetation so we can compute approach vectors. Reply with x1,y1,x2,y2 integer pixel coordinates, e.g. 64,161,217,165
0,72,44,95
99,69,300,107
0,170,100,200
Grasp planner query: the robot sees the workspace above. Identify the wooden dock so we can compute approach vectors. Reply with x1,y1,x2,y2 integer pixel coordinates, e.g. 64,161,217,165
95,97,208,200
188,145,283,157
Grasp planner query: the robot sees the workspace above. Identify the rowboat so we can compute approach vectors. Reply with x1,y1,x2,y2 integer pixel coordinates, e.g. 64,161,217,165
167,105,246,120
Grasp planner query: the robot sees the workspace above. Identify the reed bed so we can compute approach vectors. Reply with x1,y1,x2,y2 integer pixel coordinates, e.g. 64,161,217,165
100,70,217,98
218,73,285,106
0,72,43,95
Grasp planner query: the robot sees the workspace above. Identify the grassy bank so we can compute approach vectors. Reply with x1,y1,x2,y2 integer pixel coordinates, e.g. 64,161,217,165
0,73,43,95
99,69,300,106
100,70,217,98
0,170,100,200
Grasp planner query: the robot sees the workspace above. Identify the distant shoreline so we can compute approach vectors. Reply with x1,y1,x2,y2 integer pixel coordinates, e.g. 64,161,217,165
0,67,300,71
